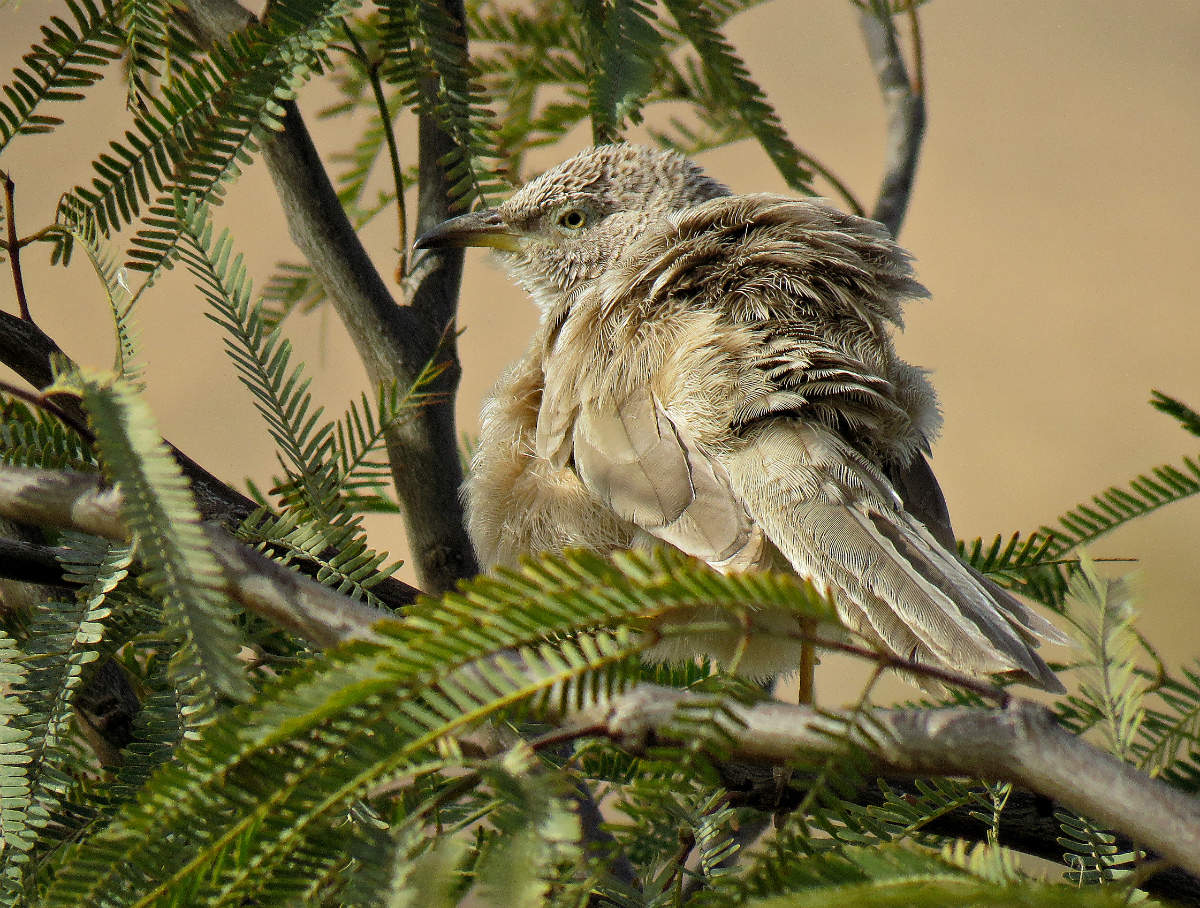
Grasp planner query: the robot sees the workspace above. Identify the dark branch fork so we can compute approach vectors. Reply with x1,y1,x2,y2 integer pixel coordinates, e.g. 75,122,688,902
185,0,478,595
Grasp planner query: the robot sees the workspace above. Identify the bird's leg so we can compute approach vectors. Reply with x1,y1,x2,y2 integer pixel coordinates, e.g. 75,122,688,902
797,618,817,705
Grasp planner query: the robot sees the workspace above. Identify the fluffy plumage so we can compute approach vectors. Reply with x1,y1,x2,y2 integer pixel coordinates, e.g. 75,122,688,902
417,144,1067,690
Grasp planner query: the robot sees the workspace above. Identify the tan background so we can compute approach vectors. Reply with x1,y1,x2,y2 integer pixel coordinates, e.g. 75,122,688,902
2,2,1198,700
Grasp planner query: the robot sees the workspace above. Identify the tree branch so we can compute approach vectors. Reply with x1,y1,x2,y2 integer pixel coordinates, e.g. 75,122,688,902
0,310,421,608
859,1,926,237
0,535,69,586
0,464,389,648
558,685,1200,879
183,0,479,594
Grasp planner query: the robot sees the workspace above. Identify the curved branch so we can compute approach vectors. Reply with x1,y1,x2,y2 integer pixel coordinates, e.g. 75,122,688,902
859,2,926,237
0,464,389,648
562,685,1200,879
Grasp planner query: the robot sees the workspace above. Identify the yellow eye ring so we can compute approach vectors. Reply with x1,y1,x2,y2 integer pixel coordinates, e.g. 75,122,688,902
558,209,587,230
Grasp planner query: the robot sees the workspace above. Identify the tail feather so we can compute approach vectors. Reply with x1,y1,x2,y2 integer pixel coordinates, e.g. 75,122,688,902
727,423,1064,691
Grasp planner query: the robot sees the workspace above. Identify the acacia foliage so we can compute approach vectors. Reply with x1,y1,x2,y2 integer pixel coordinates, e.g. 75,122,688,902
0,2,1198,906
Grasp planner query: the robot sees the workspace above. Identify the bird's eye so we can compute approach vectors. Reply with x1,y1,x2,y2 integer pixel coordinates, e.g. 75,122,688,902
557,209,587,230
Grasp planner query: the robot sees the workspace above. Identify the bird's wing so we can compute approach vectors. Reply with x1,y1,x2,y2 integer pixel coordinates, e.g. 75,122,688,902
559,379,1061,689
568,384,768,571
720,420,1065,689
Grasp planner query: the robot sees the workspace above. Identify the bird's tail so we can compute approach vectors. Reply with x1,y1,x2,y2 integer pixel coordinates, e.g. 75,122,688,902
727,423,1067,692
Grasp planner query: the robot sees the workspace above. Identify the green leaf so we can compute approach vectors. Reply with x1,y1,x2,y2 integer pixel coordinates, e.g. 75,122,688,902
51,367,250,713
578,0,665,142
662,0,813,192
1150,389,1200,438
0,0,123,155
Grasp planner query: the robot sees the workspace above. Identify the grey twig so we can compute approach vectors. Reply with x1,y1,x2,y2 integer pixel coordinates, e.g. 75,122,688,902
0,464,389,648
859,1,926,237
184,0,478,594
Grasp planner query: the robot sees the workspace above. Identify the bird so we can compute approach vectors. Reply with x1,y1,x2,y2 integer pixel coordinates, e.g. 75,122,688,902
415,143,1067,691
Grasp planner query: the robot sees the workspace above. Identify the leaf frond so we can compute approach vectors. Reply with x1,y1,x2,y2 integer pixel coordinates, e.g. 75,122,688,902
48,365,251,716
0,0,123,155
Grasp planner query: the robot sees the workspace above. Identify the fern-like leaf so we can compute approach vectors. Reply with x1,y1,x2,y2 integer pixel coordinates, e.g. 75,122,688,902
57,202,141,380
1041,456,1200,558
57,0,364,281
3,536,133,892
0,626,34,902
1059,557,1144,757
0,397,97,472
662,0,813,193
0,0,123,155
49,367,250,714
1150,389,1200,438
708,840,1127,907
1136,662,1200,784
576,0,664,143
380,0,506,209
119,0,169,106
175,195,407,601
43,548,830,905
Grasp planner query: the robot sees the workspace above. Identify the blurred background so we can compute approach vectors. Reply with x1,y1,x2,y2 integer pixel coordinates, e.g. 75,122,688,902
2,1,1197,698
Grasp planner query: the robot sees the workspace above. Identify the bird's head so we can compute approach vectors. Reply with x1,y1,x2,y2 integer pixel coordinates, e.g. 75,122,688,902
415,144,729,318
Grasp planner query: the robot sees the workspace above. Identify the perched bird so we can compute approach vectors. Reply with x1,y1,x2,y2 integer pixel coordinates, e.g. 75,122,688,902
416,144,1066,690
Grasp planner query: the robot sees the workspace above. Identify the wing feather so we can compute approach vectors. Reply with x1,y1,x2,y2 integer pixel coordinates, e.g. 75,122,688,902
571,386,765,569
723,422,1064,690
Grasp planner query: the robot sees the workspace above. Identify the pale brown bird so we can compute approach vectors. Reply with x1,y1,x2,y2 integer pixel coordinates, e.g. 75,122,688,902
417,144,1067,690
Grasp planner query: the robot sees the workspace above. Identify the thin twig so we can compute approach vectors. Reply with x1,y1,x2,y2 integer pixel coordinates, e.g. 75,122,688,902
797,618,816,705
0,378,96,444
803,630,1009,706
2,172,31,320
904,0,925,97
796,149,865,216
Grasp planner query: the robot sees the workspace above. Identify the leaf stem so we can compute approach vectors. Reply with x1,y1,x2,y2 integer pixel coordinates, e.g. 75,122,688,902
342,23,410,279
2,171,31,320
0,378,96,444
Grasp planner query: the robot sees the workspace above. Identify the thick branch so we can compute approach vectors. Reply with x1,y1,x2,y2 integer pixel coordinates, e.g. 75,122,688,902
0,536,69,586
184,0,479,594
559,686,1200,879
859,4,926,237
0,464,388,648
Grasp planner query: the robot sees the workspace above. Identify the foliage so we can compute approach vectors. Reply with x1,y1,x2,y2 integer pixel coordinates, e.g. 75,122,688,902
0,1,1197,906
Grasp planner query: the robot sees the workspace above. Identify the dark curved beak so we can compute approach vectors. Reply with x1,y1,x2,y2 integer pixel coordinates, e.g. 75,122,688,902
413,209,521,252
